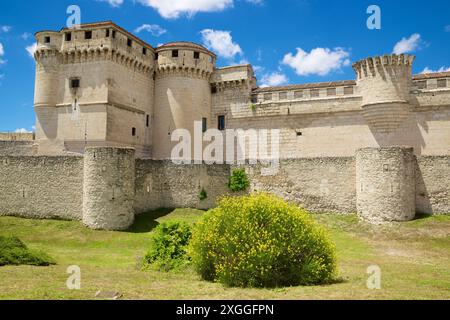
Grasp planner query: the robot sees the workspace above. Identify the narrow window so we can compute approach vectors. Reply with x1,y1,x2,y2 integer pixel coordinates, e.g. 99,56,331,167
65,32,72,42
279,92,287,100
127,38,132,47
416,81,427,90
327,88,336,96
294,91,303,99
112,30,116,39
132,127,137,137
172,50,179,58
143,47,147,55
194,51,200,59
344,86,354,95
146,115,150,127
202,118,207,133
85,31,92,40
211,85,217,94
106,29,110,38
218,116,225,131
44,36,51,43
70,78,80,89
437,79,447,88
310,89,320,98
155,53,159,61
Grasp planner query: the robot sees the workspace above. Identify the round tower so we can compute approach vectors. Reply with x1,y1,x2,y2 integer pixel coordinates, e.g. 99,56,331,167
356,147,416,223
153,42,216,160
83,147,136,230
352,54,415,134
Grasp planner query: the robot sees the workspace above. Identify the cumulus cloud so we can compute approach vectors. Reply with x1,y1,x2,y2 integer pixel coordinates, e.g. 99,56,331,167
421,66,450,74
134,24,167,37
0,26,12,33
393,33,421,54
282,47,350,76
26,43,37,58
200,29,242,59
15,128,32,133
260,72,288,87
137,0,233,19
99,0,124,7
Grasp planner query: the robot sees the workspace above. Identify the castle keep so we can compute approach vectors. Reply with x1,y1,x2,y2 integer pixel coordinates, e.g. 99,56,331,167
0,21,449,229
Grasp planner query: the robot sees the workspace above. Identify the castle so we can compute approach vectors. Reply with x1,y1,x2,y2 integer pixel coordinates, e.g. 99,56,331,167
0,21,449,229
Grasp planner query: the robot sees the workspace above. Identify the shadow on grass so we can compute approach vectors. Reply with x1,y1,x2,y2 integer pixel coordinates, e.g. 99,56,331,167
126,208,175,233
414,213,433,221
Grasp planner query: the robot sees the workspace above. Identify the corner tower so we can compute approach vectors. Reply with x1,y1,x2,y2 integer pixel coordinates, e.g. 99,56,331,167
153,42,216,160
352,54,415,135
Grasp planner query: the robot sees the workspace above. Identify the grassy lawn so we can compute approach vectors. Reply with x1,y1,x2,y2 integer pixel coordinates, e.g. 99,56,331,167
0,209,449,300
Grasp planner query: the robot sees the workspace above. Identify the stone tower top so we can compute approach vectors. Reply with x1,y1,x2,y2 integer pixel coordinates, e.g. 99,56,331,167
155,41,216,79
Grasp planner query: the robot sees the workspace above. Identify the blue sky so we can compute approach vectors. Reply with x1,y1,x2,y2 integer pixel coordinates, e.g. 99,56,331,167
0,0,449,132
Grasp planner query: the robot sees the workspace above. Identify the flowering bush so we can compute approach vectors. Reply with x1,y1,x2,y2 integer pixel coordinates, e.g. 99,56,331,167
189,193,337,287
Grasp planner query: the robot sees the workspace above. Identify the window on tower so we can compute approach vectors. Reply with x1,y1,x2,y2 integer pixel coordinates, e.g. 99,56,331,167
194,51,200,59
85,31,92,40
218,116,225,131
70,78,80,89
172,50,179,58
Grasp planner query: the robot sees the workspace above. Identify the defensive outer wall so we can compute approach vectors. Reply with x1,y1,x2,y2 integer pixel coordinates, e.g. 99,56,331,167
0,146,449,230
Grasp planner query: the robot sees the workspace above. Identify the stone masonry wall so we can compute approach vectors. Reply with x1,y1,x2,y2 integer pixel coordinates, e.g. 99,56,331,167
0,155,84,220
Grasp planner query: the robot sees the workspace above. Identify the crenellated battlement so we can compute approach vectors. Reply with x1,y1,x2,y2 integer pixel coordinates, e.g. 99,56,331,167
352,54,415,79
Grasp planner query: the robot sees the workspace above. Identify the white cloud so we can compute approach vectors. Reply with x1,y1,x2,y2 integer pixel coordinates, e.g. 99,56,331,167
0,26,12,33
282,47,350,76
200,29,242,59
99,0,124,7
21,32,32,40
137,0,233,19
393,33,421,54
421,66,450,74
134,24,167,37
0,43,5,65
26,43,37,58
260,72,288,87
15,128,32,134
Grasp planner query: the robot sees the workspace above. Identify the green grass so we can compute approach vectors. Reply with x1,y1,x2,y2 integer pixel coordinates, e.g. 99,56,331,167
0,210,449,300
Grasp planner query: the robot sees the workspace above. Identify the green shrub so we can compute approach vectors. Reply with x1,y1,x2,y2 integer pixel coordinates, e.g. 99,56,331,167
189,193,337,288
0,236,55,266
143,221,192,272
199,188,208,201
229,168,250,192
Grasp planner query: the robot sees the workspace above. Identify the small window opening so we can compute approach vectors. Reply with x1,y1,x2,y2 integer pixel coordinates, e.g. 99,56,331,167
211,85,217,94
44,36,51,43
172,50,179,58
106,29,110,38
296,131,303,136
65,33,72,42
127,38,132,47
146,115,150,127
85,31,92,40
194,51,200,59
70,78,80,89
132,127,137,137
112,30,116,39
143,47,147,55
218,116,225,131
155,53,159,60
202,118,207,133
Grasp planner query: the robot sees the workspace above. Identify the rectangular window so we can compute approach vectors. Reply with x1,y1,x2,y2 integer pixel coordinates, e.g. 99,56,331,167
211,85,217,94
112,30,116,39
279,92,288,100
194,51,200,59
106,29,110,38
127,38,132,47
146,115,150,127
132,128,137,137
155,53,159,61
437,79,447,88
218,116,225,131
65,33,72,42
327,88,337,96
44,36,51,43
264,93,272,101
143,47,147,55
310,89,320,98
202,118,207,133
85,31,92,40
70,78,80,89
344,86,354,95
294,91,303,99
172,50,179,58
251,96,258,103
416,81,427,90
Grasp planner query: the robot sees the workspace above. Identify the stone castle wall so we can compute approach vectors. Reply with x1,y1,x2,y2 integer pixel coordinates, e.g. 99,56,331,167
0,148,448,230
